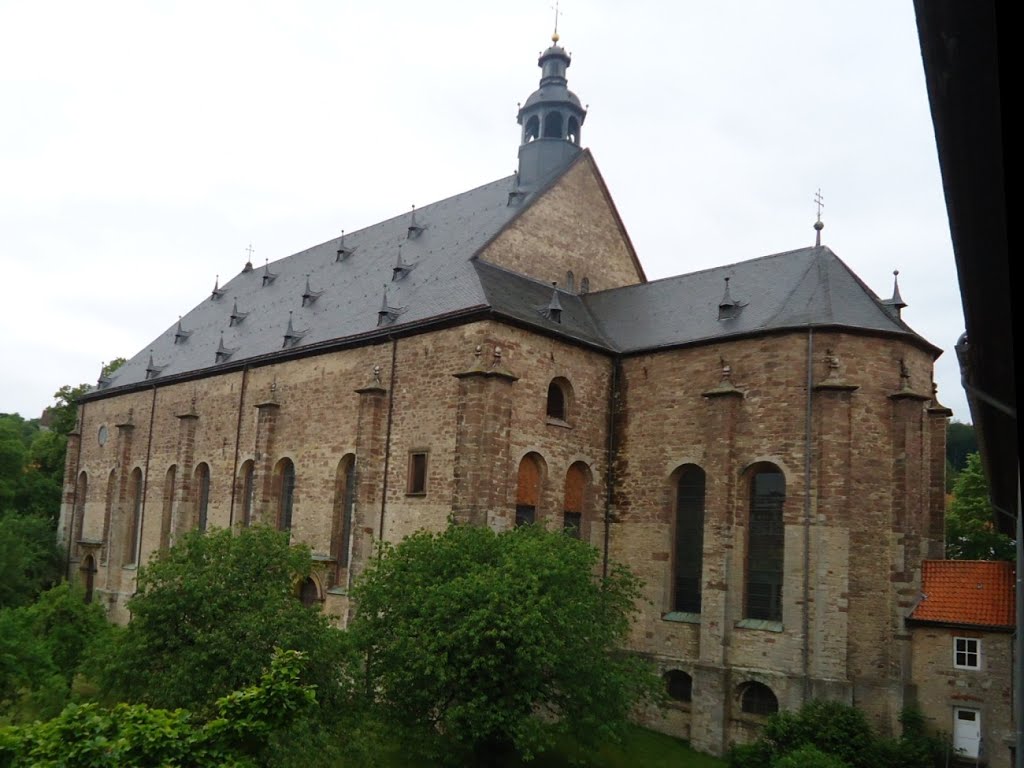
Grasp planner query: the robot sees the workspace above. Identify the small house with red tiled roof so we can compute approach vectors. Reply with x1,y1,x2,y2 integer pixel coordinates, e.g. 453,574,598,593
909,560,1015,767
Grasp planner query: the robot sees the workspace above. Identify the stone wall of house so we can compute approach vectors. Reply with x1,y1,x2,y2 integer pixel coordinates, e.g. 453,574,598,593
479,153,644,293
911,626,1014,768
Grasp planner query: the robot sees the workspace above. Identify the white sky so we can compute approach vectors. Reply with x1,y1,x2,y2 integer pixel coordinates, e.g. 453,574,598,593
0,1,968,421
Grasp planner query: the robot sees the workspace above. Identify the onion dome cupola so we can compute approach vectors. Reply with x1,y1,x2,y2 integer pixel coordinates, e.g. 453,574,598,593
516,32,587,187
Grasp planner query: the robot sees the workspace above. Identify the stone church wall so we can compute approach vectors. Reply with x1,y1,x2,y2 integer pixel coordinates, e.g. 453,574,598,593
479,153,644,293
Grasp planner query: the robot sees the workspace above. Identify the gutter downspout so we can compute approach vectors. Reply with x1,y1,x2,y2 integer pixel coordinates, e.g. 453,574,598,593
803,327,814,702
378,338,399,545
603,357,620,579
64,402,87,581
1016,468,1022,768
227,365,250,528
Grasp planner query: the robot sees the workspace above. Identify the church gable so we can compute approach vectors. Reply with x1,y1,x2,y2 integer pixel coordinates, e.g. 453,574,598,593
477,151,645,294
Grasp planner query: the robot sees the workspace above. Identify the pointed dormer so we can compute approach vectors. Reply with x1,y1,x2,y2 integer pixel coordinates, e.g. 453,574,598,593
516,32,587,187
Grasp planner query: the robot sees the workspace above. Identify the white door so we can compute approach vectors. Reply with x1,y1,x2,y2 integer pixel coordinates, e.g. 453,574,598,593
954,707,981,759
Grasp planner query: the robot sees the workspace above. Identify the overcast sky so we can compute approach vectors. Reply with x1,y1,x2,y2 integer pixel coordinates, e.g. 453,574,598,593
0,1,968,422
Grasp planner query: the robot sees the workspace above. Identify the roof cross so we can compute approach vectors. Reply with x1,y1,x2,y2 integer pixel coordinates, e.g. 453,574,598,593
245,243,254,260
813,188,825,246
814,188,824,221
551,0,562,41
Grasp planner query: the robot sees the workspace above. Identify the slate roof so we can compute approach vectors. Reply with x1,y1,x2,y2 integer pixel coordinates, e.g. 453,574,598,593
582,246,935,353
91,162,938,400
911,560,1016,630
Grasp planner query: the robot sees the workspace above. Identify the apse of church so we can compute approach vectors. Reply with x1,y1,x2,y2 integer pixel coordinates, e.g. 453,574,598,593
58,32,952,756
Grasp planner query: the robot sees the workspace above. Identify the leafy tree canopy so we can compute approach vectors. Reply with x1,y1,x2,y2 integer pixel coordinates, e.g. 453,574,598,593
945,421,977,474
946,452,1014,561
0,514,64,610
97,526,348,714
348,522,660,766
0,648,316,768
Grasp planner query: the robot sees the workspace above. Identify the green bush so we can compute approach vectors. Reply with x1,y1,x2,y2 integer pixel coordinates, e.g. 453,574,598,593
772,744,849,768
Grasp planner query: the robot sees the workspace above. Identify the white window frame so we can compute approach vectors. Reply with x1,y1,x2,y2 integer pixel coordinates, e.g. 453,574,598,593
953,636,981,670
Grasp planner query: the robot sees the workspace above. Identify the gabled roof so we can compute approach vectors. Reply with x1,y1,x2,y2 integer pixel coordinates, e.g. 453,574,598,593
582,246,939,355
910,560,1015,630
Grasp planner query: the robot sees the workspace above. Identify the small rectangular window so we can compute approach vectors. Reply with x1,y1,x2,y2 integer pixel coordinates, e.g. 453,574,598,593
954,637,981,670
407,451,428,495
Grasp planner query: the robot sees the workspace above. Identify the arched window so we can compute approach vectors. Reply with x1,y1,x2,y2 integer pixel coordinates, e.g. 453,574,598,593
124,468,143,565
160,465,175,550
673,465,706,613
563,462,590,538
665,670,693,703
81,555,96,604
72,471,88,546
516,453,544,527
567,116,581,144
299,577,320,608
101,469,116,563
579,276,590,295
194,463,211,532
739,681,778,716
275,458,296,532
546,377,573,422
524,115,540,143
746,464,785,622
566,271,575,293
332,455,356,580
238,460,255,527
543,111,564,139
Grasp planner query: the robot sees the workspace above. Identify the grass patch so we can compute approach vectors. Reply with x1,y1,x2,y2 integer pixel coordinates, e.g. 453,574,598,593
540,724,725,768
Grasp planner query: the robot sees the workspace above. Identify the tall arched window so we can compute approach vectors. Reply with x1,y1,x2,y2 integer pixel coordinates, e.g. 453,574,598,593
566,271,575,293
331,455,356,580
72,471,88,546
238,460,255,527
563,462,590,538
101,469,116,563
543,110,564,138
275,458,296,532
194,463,211,532
160,465,175,550
673,465,706,614
124,468,143,565
746,464,785,622
739,681,779,716
516,453,544,527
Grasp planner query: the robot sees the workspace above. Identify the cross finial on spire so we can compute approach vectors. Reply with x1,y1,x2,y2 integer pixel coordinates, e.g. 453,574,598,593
813,188,825,247
551,0,562,42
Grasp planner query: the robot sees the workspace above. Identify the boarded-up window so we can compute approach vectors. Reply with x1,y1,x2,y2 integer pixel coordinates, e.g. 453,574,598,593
674,465,706,613
746,466,785,622
516,454,543,527
563,462,589,538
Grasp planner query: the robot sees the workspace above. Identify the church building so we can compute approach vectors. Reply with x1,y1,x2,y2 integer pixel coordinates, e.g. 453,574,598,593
58,33,965,757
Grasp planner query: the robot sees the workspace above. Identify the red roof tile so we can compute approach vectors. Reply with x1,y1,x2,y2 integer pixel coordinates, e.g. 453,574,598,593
911,560,1015,629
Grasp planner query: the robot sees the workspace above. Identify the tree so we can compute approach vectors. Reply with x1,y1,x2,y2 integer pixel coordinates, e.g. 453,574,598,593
348,522,660,766
0,649,316,768
98,526,348,715
945,422,977,474
0,513,64,609
946,452,1014,561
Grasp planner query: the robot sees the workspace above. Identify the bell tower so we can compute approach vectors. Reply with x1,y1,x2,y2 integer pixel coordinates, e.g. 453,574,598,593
516,32,588,187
